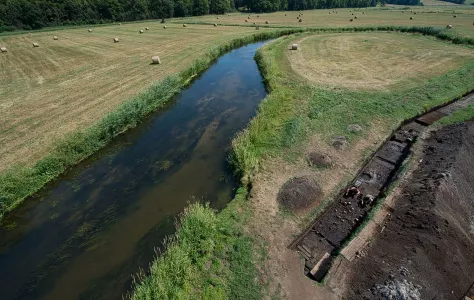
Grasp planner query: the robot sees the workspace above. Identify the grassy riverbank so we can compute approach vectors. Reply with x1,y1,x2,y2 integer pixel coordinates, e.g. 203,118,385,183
131,188,264,299
131,29,474,299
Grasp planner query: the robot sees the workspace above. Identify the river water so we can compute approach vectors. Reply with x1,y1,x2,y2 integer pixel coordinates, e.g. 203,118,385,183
0,41,267,300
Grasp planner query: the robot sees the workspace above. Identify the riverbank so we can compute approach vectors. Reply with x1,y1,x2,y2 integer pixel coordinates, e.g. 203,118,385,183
130,29,474,298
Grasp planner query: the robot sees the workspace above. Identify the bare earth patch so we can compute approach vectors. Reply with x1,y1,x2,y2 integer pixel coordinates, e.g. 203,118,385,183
246,121,389,299
286,32,474,90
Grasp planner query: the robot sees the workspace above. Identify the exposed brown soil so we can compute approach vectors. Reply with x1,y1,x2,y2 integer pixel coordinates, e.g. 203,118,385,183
278,176,323,211
342,121,474,300
307,152,332,168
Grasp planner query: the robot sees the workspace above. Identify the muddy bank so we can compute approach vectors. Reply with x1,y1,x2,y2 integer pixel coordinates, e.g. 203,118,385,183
342,121,474,299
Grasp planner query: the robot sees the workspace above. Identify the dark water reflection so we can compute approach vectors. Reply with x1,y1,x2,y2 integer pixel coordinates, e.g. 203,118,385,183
0,41,267,300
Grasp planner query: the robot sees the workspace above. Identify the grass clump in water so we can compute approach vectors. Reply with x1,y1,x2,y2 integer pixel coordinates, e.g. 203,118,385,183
131,188,263,300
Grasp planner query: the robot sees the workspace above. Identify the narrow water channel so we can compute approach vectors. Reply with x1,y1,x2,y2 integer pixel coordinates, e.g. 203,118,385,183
0,41,267,300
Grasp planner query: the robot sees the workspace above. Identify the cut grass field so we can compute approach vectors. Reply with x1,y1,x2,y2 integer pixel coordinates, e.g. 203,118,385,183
287,32,474,89
0,23,270,173
178,8,474,37
133,30,474,298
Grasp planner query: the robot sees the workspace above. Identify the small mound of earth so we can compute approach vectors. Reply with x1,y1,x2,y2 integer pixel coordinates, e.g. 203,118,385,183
348,124,362,133
374,279,422,300
278,176,323,211
307,152,332,168
332,136,348,150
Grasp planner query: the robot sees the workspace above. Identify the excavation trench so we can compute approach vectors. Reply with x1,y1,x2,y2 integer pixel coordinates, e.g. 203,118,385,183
0,41,268,300
290,92,474,282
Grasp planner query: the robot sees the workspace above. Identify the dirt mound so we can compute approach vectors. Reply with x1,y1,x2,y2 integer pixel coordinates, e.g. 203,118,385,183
307,152,332,168
332,136,348,150
278,176,323,211
342,121,474,299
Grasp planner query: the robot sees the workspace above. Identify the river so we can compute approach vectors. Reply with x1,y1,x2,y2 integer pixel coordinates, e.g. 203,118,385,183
0,41,267,300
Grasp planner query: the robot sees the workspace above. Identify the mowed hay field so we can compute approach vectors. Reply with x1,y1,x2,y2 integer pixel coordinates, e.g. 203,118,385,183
287,32,474,89
0,23,269,172
182,8,474,37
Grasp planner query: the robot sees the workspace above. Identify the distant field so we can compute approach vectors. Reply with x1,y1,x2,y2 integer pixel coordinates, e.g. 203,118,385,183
0,23,268,172
181,8,474,37
287,32,474,89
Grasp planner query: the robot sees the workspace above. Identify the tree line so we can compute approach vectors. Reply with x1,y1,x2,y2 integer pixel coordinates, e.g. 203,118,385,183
1,0,422,32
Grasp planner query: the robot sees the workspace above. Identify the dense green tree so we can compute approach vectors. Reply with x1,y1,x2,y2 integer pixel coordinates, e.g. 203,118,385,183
193,0,209,15
149,0,174,17
210,0,230,13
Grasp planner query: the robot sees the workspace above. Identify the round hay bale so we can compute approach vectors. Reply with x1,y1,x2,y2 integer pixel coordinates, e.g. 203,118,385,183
227,14,230,16
248,16,250,19
285,13,287,16
307,152,332,168
161,18,166,23
354,16,357,19
350,18,353,22
291,43,298,50
88,29,92,32
163,25,167,29
253,22,256,25
446,24,453,29
113,37,119,43
297,16,299,19
299,18,302,22
0,47,7,53
217,17,219,19
139,29,144,33
214,23,217,26
145,27,149,30
352,13,354,15
363,11,365,14
410,16,413,20
245,19,248,22
453,15,457,18
265,21,269,24
151,56,161,64
348,124,362,132
329,12,331,14
32,42,39,47
278,176,323,211
53,36,58,40
183,24,187,27
257,15,260,17
332,136,348,150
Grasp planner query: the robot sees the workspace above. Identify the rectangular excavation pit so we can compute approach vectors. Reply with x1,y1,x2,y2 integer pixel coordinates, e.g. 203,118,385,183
416,110,447,125
375,140,408,164
308,252,333,282
393,122,425,143
356,157,396,190
314,210,366,248
298,232,335,259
